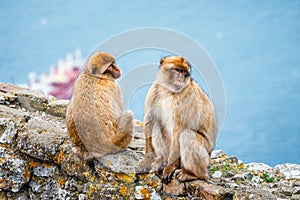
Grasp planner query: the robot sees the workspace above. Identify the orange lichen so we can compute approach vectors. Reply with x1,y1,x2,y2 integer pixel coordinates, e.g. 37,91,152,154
29,161,39,168
139,174,147,179
58,179,66,185
238,163,245,169
119,186,127,196
148,180,158,188
116,173,135,183
24,167,31,179
0,182,5,188
88,185,95,196
57,150,64,164
140,187,151,199
44,163,52,168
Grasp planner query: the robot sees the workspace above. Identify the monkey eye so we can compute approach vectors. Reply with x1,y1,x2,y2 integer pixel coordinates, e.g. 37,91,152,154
108,63,115,68
171,68,190,77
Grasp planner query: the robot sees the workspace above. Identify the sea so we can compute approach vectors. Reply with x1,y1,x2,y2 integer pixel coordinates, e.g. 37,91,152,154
0,0,299,166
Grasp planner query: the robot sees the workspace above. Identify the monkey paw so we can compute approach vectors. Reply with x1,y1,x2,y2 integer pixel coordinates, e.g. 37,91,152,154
175,169,198,182
150,158,166,174
137,158,152,173
162,164,177,184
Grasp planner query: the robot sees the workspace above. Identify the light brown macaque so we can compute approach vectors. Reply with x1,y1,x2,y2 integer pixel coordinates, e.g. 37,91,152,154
138,56,216,184
66,51,133,161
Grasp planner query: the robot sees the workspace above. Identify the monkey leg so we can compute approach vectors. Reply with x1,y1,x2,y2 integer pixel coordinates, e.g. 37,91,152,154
162,127,181,184
137,117,156,173
112,110,133,149
138,151,155,173
150,156,167,174
177,130,210,181
66,108,90,160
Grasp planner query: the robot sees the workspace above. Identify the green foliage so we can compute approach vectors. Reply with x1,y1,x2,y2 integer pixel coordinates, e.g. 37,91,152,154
223,164,231,172
209,166,219,172
262,173,274,183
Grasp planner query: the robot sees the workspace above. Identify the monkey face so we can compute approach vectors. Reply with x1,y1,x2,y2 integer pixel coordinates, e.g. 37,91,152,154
169,67,190,90
159,56,191,92
85,52,121,79
105,63,121,79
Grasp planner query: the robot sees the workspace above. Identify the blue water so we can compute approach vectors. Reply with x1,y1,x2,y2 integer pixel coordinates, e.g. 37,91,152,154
0,0,299,166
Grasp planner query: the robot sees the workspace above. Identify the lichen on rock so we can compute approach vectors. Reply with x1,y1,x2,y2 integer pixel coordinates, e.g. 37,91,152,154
0,147,30,192
17,118,67,163
0,82,299,200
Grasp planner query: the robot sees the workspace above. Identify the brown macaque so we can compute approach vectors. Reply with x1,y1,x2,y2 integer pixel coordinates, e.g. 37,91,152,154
66,51,133,161
138,56,216,184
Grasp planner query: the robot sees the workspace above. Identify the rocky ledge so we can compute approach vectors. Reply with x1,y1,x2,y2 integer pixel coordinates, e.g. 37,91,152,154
0,82,299,200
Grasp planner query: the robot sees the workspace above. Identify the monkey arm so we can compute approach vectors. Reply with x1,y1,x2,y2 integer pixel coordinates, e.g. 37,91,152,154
138,84,161,172
143,114,155,154
137,109,156,173
143,85,159,155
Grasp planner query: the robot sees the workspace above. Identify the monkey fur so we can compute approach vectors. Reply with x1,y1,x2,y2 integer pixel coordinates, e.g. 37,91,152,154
66,51,133,161
138,56,216,184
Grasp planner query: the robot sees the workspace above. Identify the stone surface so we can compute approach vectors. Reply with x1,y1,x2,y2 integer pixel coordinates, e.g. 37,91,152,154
0,83,299,199
97,149,144,175
46,99,69,117
246,162,273,174
274,163,300,179
0,120,17,144
16,89,52,112
212,171,222,179
17,118,68,162
0,147,30,192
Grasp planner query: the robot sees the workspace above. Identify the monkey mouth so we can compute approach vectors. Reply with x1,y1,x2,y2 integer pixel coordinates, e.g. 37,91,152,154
173,82,184,91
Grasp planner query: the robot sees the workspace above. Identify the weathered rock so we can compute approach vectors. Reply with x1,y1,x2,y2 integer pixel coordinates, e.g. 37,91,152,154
59,140,92,179
212,170,222,179
275,163,300,179
17,118,68,162
211,149,224,159
129,131,146,151
0,147,30,192
16,89,52,112
97,149,144,175
32,162,59,177
232,172,253,181
0,91,17,103
0,120,17,144
135,185,161,200
46,99,69,117
0,104,30,127
0,83,299,199
246,162,272,174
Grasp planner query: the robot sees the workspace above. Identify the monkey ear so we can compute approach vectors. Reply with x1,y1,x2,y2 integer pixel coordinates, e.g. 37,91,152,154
160,57,165,65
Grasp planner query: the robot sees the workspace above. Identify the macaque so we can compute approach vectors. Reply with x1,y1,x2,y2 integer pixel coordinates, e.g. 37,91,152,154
66,51,133,160
138,56,216,183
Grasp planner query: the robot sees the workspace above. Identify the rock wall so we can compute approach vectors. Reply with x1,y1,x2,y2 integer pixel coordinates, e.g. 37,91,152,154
0,83,299,200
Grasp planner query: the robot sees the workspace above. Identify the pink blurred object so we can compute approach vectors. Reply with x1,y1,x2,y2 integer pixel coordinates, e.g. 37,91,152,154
48,68,80,99
26,50,83,99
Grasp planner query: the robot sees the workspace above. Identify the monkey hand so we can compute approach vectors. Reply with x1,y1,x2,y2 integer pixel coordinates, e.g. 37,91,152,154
150,157,166,175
